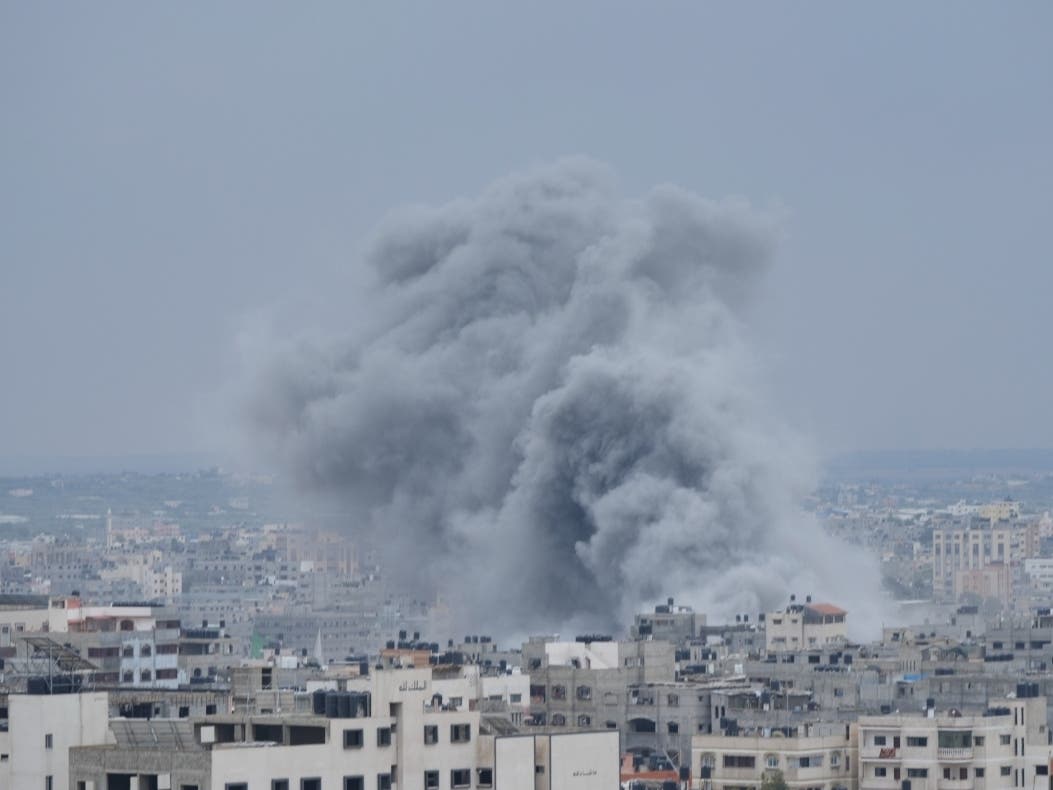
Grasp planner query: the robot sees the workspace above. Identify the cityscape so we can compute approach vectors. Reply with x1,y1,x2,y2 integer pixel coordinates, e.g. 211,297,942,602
2,453,1053,788
3,4,1052,790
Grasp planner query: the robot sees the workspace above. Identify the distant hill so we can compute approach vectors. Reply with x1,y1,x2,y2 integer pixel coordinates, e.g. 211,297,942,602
0,451,222,477
826,449,1053,480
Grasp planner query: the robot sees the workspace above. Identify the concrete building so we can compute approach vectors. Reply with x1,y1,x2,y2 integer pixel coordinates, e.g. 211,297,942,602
493,731,619,790
69,666,617,790
857,686,1053,790
0,690,111,790
932,527,1014,603
765,601,848,652
692,727,857,790
631,599,705,643
954,564,1010,604
522,638,705,763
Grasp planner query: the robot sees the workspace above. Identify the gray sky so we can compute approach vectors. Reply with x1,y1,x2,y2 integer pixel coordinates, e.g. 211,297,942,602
2,2,1051,463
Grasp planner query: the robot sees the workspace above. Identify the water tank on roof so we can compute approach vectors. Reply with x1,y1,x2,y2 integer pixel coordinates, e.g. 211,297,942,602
312,690,327,715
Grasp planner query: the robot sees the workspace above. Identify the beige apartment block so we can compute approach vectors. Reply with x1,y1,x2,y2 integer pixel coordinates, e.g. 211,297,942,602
857,689,1053,790
765,601,848,653
692,729,858,790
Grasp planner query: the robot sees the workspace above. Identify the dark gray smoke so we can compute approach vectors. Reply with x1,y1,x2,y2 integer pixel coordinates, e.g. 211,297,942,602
244,158,883,635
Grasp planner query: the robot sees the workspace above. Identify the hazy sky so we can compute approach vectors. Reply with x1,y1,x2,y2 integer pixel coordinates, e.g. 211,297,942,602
2,3,1051,463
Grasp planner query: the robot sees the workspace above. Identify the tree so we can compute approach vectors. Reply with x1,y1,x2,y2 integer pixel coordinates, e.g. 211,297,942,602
760,770,789,790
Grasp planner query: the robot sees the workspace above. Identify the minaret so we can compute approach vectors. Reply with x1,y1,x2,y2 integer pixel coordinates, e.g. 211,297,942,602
313,628,325,667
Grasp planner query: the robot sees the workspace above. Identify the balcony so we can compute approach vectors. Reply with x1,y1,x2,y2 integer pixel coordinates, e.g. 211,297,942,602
861,747,898,760
937,747,973,761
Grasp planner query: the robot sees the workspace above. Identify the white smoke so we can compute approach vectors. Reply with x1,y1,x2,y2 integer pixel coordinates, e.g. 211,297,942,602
243,158,884,636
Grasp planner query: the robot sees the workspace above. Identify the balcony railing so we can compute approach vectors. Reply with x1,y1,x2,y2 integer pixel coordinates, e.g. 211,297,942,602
937,747,973,761
861,747,898,760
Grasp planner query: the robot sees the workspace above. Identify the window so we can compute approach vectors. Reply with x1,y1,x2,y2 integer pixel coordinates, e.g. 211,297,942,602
302,780,322,790
46,777,53,790
377,727,392,746
344,729,364,748
974,736,985,746
345,777,364,790
273,782,290,790
873,735,886,746
1001,734,1012,745
578,715,592,727
123,645,134,657
551,685,566,700
140,669,152,682
577,685,592,700
1038,766,1049,776
425,771,440,790
975,768,985,778
477,769,493,788
1001,766,1012,777
451,768,470,787
667,694,679,706
722,756,755,769
905,736,927,747
225,785,248,790
551,714,566,726
424,725,438,744
141,644,152,656
378,774,392,790
509,694,522,703
45,733,53,749
907,768,928,778
766,755,779,769
451,723,471,743
667,722,678,734
874,767,886,777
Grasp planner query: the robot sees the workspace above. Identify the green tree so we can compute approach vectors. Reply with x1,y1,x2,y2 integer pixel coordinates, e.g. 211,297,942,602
760,770,789,790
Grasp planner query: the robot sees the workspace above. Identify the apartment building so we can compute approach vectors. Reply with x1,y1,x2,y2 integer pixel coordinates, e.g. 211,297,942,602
71,667,476,790
68,666,618,790
931,525,1027,603
0,690,111,790
857,686,1053,790
765,601,848,653
631,598,705,642
522,637,709,761
692,727,857,790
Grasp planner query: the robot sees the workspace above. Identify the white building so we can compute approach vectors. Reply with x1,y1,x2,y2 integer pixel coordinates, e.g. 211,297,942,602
857,688,1053,789
494,732,619,790
692,730,857,790
0,691,112,790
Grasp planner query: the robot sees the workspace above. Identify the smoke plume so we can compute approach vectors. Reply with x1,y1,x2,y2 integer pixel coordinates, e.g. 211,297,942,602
244,159,883,636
